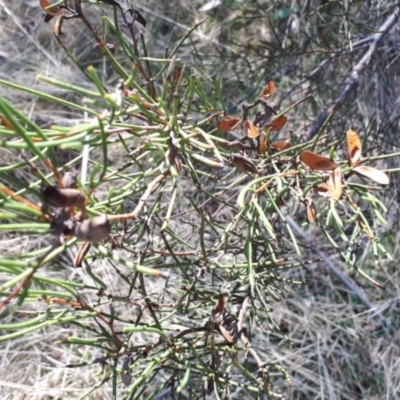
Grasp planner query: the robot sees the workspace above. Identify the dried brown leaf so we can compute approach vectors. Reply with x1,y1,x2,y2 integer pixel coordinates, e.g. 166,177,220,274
306,197,317,222
300,151,338,171
347,129,362,166
353,166,390,185
212,294,226,318
259,81,275,98
257,132,267,155
132,9,147,27
314,183,330,198
243,120,260,138
230,153,260,175
44,14,55,22
219,118,241,132
219,323,234,344
264,116,287,131
39,0,62,16
253,103,277,126
328,167,343,200
54,14,64,36
0,114,14,130
270,139,291,151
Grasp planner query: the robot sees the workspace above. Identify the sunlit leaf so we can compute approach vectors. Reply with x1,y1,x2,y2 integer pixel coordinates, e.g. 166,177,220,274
353,166,390,185
347,129,362,167
218,117,241,132
243,120,260,138
328,167,343,200
300,151,338,171
259,81,275,98
264,116,287,131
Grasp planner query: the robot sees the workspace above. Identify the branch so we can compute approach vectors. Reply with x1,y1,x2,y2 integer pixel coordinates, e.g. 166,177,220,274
305,5,400,140
108,172,168,222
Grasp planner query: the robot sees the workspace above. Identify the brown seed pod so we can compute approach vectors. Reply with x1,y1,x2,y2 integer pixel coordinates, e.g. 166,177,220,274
41,186,85,208
74,215,111,243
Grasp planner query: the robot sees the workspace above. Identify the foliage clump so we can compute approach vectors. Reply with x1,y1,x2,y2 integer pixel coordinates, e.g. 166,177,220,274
0,1,399,399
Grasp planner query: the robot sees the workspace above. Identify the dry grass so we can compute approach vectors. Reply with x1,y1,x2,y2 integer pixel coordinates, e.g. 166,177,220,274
1,0,400,399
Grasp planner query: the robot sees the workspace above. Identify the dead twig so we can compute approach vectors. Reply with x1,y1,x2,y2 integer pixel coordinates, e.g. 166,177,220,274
305,5,400,140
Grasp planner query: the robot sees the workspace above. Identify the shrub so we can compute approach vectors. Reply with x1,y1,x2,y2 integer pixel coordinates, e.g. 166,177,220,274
0,1,398,399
